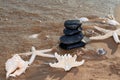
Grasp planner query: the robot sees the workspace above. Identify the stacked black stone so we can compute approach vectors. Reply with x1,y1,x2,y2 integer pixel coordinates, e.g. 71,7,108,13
59,20,86,50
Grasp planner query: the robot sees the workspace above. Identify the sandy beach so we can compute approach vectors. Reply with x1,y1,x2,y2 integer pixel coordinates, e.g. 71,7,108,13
0,0,120,80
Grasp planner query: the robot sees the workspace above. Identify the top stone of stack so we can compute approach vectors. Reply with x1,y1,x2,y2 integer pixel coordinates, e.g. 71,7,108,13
64,20,82,30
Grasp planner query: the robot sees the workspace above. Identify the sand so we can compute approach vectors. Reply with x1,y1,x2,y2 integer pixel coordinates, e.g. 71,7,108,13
0,0,120,80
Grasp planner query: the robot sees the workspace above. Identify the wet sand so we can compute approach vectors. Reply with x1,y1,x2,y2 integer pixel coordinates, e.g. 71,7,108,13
0,0,120,80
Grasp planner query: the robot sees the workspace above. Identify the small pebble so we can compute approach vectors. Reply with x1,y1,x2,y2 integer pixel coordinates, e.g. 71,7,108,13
97,48,107,55
64,20,82,30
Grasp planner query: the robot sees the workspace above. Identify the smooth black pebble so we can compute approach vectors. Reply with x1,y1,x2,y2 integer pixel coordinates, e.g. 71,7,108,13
59,41,86,50
63,28,82,36
64,20,82,30
60,32,84,44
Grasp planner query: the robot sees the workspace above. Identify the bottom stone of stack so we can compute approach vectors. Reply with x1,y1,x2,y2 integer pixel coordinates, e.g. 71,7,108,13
59,41,86,50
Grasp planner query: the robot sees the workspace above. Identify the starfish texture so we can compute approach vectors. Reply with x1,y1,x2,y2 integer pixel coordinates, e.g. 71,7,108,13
49,52,85,71
89,26,120,43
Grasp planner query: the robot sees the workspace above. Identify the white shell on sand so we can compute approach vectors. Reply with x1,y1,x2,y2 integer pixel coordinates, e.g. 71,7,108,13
77,17,89,23
5,46,37,78
29,34,39,39
49,52,85,71
107,19,120,26
5,54,29,78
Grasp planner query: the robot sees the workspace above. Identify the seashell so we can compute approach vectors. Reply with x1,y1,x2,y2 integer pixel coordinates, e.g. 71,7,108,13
5,54,29,78
49,52,85,71
5,46,37,78
107,19,120,26
77,17,89,23
29,34,39,39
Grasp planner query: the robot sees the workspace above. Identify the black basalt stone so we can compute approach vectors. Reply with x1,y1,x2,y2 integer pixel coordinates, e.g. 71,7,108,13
60,32,84,44
59,41,86,50
64,20,82,30
63,28,82,36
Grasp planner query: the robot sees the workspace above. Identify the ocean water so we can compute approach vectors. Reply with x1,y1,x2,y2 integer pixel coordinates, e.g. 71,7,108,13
1,0,120,22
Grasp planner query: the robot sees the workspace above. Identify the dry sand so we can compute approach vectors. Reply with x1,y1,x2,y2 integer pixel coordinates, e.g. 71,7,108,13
0,0,120,80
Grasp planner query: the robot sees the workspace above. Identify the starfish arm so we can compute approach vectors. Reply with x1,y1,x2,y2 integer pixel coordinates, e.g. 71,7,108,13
19,49,52,56
71,60,85,67
113,32,120,43
94,26,110,33
90,31,113,40
28,46,37,65
116,29,120,36
54,52,62,60
19,52,32,56
37,49,52,53
19,52,55,58
18,48,54,58
36,52,55,58
49,63,64,68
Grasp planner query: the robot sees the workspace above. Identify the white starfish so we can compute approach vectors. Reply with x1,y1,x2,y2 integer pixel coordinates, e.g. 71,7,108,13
18,48,55,58
89,26,120,43
49,52,85,71
5,46,38,78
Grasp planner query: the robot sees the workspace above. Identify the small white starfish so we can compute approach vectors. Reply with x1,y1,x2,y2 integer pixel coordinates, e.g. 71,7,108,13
89,26,120,43
49,52,85,71
18,48,55,58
